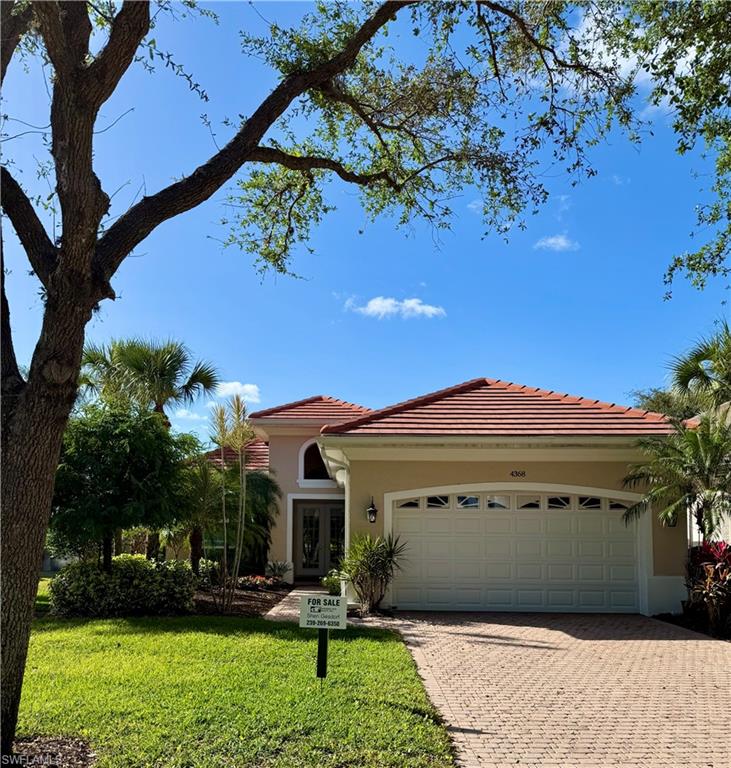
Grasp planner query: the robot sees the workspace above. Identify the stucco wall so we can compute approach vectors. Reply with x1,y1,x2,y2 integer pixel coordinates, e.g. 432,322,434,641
267,433,343,566
347,459,687,577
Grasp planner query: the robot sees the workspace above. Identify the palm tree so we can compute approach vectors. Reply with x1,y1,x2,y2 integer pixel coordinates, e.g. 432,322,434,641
81,338,220,557
81,338,220,423
184,457,224,575
240,469,282,573
623,414,731,538
671,321,731,408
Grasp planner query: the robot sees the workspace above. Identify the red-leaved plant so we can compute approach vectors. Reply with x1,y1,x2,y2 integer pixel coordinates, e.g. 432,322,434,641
687,541,731,637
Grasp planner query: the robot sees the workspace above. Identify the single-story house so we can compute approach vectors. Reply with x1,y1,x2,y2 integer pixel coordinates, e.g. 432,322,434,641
248,377,689,616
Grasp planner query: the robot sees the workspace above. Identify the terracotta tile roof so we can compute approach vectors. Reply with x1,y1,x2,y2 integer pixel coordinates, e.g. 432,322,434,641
249,395,370,422
320,378,674,437
204,438,269,471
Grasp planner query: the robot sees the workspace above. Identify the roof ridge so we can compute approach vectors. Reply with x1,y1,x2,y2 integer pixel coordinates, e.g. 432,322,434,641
250,394,370,419
321,378,491,434
321,377,671,435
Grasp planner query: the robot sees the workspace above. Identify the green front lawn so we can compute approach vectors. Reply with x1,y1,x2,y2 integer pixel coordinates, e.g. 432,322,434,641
18,617,454,767
35,575,53,615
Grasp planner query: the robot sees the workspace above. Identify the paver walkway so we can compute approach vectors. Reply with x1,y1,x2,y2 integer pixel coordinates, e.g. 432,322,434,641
265,599,730,767
395,612,730,768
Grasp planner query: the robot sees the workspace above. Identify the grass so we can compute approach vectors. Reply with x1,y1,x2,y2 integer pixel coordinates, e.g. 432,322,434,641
35,574,53,615
18,616,454,768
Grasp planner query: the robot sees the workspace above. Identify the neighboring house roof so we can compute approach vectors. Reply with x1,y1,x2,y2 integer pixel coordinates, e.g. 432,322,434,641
249,395,371,422
204,438,269,471
320,378,674,437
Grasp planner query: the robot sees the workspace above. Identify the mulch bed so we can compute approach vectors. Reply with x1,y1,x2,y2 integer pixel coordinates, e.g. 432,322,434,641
10,735,95,767
194,586,291,617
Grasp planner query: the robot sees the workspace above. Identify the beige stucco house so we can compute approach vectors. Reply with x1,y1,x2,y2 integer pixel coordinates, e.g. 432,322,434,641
249,377,689,616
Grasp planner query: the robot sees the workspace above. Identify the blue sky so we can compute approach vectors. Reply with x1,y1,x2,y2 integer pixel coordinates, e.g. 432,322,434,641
3,1,728,443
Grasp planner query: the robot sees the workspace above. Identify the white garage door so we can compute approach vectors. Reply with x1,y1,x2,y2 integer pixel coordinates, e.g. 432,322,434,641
391,491,638,612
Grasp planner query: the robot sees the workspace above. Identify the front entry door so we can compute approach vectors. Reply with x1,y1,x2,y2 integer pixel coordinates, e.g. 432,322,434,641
295,501,345,578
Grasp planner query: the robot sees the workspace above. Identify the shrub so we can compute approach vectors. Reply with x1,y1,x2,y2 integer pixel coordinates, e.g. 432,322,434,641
49,555,197,617
687,541,731,637
321,570,343,596
198,558,219,586
341,534,407,614
265,560,290,582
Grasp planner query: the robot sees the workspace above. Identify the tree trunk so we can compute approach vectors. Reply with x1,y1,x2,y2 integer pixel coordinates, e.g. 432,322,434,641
114,527,123,555
102,534,113,573
146,530,160,560
1,297,91,755
190,526,203,575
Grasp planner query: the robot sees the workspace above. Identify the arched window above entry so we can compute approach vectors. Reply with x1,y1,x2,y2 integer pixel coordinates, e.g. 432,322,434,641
298,438,337,488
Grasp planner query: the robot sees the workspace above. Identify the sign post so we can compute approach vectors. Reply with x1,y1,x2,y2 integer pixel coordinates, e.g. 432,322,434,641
299,594,347,681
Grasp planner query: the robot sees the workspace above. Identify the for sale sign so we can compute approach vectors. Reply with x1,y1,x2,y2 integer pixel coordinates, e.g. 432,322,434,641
299,594,347,630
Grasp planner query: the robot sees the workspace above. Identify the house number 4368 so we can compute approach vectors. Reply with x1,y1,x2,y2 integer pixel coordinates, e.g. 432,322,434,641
510,470,526,477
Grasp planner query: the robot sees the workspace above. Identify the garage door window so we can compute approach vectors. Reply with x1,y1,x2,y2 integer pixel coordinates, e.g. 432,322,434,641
579,496,602,509
486,494,510,509
457,495,480,509
427,495,450,508
547,495,571,509
397,498,420,509
517,495,541,509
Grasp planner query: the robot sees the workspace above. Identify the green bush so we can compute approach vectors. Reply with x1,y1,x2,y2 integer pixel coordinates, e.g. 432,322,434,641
321,570,343,596
49,555,197,617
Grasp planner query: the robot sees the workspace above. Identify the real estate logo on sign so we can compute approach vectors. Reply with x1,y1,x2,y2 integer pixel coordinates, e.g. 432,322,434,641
299,595,347,630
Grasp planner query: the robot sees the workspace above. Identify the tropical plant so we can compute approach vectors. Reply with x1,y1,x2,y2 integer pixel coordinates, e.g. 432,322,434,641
623,415,731,538
671,321,731,408
687,541,731,638
631,387,707,422
265,561,291,583
183,457,223,575
82,337,220,559
81,338,220,423
341,534,407,614
209,396,254,612
51,404,196,572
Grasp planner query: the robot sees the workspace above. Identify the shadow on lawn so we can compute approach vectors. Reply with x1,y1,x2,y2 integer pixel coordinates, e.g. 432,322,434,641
31,615,402,644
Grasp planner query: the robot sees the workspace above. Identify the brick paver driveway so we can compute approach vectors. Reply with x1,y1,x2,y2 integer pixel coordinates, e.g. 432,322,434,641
395,613,730,768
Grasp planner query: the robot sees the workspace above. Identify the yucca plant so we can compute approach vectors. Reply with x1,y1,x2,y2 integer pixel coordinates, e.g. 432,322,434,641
623,414,731,538
341,534,407,614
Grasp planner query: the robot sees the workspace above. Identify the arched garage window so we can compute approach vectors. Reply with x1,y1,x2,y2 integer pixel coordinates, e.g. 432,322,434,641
298,438,336,487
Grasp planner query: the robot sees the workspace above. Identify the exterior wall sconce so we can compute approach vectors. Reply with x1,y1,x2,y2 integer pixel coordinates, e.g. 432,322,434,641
366,498,378,523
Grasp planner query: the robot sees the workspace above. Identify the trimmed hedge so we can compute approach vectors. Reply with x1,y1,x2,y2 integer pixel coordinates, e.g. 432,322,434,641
49,554,197,617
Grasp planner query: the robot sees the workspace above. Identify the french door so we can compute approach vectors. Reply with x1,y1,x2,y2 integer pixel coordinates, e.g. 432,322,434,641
294,501,345,578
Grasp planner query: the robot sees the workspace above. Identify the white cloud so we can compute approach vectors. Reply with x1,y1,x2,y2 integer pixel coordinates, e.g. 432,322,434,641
173,408,207,422
611,174,631,186
215,381,261,403
467,198,483,213
346,296,446,320
533,234,580,252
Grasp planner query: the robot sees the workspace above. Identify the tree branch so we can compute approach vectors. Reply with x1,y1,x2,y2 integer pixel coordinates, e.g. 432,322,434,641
1,1,33,85
86,1,150,109
33,1,92,75
94,0,413,281
1,227,26,403
1,167,58,286
249,147,401,190
477,0,614,88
